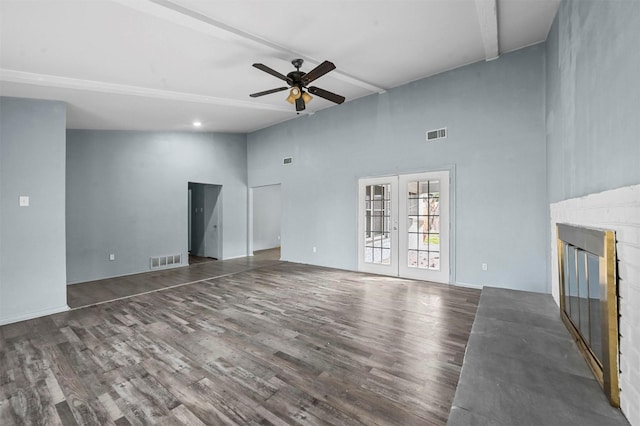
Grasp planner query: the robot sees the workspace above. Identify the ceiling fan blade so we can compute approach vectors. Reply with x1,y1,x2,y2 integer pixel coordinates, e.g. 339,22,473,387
302,60,336,85
249,87,289,98
295,97,306,112
308,86,345,104
252,63,293,85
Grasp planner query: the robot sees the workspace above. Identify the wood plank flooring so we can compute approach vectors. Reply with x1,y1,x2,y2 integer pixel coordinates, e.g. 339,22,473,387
188,255,218,265
67,249,282,308
1,262,480,425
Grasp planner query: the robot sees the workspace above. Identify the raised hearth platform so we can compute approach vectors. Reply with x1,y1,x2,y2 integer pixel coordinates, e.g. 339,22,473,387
447,287,629,426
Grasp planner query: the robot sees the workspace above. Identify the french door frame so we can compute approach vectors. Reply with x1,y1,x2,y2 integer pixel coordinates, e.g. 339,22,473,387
358,170,452,284
398,171,450,283
357,176,399,276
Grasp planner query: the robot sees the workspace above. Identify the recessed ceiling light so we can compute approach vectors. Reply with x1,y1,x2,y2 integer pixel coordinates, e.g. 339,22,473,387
192,121,202,127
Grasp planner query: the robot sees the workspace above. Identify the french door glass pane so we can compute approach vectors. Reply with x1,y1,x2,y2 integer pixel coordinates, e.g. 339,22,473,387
406,180,440,270
364,184,391,265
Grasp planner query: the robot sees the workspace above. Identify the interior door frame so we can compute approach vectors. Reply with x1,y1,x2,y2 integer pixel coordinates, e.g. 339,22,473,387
203,185,222,260
249,183,283,256
188,182,222,259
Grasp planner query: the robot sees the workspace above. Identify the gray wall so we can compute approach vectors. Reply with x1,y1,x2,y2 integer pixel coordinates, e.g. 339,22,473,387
546,0,640,203
66,130,247,284
546,4,640,423
248,45,548,292
252,184,281,251
0,97,68,324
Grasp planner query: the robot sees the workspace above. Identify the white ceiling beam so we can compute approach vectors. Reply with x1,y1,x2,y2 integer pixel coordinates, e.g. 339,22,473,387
111,0,386,93
0,69,293,112
475,0,499,61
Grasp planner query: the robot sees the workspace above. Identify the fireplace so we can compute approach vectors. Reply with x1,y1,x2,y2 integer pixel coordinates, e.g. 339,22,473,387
556,223,619,406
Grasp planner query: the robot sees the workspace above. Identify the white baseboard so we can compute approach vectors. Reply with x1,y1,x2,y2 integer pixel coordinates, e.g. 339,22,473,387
67,262,185,285
453,281,484,289
0,304,70,326
222,254,249,260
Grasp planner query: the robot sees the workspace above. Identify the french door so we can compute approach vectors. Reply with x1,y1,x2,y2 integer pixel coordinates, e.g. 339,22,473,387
358,171,450,284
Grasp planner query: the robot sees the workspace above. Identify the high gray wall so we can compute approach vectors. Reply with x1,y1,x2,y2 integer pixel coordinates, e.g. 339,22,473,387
0,97,68,325
66,130,247,284
248,45,548,292
546,3,640,424
546,0,640,203
252,184,281,251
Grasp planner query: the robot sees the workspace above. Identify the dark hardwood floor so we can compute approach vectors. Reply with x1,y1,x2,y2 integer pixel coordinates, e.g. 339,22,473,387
67,248,282,308
188,255,218,265
1,260,480,425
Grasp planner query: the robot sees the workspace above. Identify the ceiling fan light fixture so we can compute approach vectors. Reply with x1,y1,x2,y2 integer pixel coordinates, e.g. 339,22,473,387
286,87,302,104
301,91,312,104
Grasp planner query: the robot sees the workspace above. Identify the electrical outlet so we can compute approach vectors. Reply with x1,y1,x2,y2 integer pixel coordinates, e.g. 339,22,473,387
482,263,488,271
109,254,116,261
312,246,317,253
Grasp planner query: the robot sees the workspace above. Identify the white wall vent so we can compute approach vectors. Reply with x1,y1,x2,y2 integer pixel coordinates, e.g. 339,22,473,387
426,128,447,141
283,157,293,165
150,254,181,270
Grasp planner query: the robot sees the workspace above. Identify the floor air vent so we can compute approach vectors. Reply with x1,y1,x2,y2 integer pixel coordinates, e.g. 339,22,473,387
426,127,447,141
150,254,181,269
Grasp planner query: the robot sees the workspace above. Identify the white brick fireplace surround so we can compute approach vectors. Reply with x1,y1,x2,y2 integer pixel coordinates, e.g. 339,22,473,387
550,184,640,425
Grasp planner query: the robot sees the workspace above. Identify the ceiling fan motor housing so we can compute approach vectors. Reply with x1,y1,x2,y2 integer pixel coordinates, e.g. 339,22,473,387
287,71,306,85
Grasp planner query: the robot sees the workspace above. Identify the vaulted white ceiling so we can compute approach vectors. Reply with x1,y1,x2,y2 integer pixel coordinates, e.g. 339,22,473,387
0,0,560,133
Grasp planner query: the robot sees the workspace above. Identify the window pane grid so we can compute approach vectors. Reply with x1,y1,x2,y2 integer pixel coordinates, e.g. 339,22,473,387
364,184,392,265
406,179,440,271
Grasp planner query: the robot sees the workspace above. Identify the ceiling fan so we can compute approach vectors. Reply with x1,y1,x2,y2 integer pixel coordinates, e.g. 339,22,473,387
250,59,346,112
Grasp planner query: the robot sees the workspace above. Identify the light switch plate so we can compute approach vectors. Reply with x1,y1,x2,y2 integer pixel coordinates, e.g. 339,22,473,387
19,196,29,207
